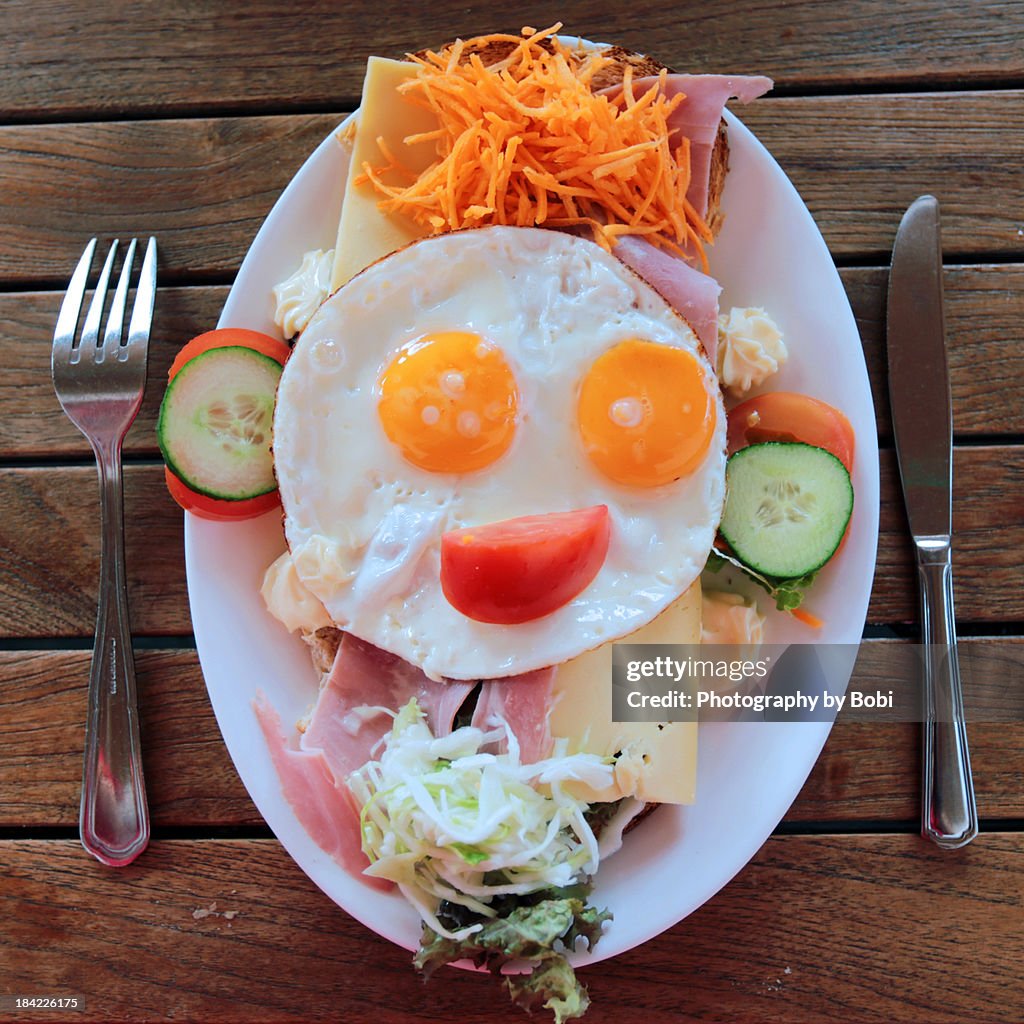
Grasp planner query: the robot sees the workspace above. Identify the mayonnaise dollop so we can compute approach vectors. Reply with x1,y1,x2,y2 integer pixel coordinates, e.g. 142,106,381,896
716,306,787,394
272,249,335,339
701,590,766,657
260,550,333,634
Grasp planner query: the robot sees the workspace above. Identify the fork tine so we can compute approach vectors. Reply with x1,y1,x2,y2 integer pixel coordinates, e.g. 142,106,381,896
52,239,97,364
80,240,119,353
102,238,137,360
127,237,157,351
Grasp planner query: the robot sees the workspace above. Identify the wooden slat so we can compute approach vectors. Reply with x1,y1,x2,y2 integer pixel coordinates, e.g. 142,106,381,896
0,114,341,285
849,264,1024,438
0,466,189,636
1,93,1023,286
790,721,1024,824
874,446,1024,623
4,267,1022,461
1,286,225,460
738,92,1024,260
1,836,1020,1022
790,638,1024,822
2,643,1019,829
2,0,1023,120
0,448,1020,640
0,650,258,828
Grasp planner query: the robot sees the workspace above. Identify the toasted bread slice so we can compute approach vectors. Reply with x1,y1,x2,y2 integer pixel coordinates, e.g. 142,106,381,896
307,36,719,825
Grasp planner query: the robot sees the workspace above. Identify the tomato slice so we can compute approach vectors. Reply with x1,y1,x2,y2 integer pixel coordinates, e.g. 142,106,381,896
163,328,289,518
441,506,610,624
168,328,290,381
164,466,281,522
727,392,855,471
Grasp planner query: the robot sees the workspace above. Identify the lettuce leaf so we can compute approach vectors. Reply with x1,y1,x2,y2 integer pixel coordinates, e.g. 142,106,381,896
415,897,609,976
506,953,590,1024
705,549,818,611
414,894,610,1022
582,797,626,837
769,571,819,611
560,903,609,953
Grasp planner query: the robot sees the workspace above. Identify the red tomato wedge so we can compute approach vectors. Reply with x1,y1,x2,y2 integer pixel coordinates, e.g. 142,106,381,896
727,392,855,472
164,466,281,522
441,506,610,624
168,328,290,381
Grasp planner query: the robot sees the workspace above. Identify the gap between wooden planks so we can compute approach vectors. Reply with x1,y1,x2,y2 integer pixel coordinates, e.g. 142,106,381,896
0,93,1022,285
0,645,1021,829
2,266,1022,462
0,835,1020,1023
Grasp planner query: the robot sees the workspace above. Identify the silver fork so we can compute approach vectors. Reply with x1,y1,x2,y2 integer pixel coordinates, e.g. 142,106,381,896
52,237,157,867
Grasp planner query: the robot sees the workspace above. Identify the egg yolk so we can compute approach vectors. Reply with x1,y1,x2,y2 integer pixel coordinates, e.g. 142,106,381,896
577,339,716,487
377,331,518,473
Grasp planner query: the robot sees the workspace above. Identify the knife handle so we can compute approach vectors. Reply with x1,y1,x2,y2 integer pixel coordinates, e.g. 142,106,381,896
917,542,978,849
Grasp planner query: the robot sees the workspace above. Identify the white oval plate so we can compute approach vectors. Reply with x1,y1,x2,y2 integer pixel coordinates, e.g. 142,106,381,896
185,97,879,963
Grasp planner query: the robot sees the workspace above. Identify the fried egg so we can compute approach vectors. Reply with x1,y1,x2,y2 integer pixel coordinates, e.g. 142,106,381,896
273,226,727,679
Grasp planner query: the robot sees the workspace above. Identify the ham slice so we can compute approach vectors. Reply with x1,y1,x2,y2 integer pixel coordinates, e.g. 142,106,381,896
301,633,476,784
648,73,773,220
255,633,476,887
599,73,773,222
613,234,721,361
598,74,771,361
471,668,556,764
253,694,389,891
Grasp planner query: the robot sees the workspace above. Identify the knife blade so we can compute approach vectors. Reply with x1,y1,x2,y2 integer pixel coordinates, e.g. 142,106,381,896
887,195,978,849
887,196,952,539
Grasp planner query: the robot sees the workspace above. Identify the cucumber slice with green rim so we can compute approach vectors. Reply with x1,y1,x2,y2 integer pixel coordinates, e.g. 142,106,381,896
719,442,853,579
157,346,281,500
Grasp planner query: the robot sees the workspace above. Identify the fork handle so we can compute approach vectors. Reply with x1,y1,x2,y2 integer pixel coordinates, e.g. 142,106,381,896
917,542,978,849
80,437,150,866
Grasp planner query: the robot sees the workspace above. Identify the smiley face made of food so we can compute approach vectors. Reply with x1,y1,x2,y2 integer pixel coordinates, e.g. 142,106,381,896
273,226,727,680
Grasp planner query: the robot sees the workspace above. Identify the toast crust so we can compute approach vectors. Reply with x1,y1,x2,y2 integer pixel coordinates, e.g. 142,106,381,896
303,625,343,682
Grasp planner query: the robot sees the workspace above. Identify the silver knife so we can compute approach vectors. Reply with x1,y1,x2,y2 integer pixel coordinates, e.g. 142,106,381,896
887,195,978,849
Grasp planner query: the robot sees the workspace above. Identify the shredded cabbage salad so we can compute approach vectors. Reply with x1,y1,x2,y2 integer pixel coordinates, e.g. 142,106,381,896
346,698,615,941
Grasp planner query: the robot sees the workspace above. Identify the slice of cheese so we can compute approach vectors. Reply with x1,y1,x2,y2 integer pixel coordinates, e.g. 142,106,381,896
549,581,701,806
331,57,437,290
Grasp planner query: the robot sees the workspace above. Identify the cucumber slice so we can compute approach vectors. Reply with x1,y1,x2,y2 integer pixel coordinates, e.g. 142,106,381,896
719,442,853,579
157,346,281,500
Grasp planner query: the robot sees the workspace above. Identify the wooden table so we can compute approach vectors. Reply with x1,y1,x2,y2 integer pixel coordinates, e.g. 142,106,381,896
2,2,1022,1020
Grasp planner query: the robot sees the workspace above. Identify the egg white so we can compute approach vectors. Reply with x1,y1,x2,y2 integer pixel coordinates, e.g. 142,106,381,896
273,226,727,679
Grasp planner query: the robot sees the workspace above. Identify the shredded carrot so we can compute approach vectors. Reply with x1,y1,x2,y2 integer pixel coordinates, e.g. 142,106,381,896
790,607,824,630
355,24,710,262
